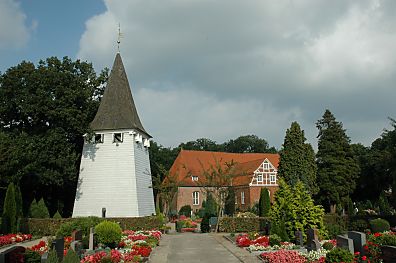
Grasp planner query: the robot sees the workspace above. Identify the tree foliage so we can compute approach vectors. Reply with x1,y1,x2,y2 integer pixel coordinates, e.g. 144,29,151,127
224,187,235,216
278,122,318,194
0,57,107,216
223,135,277,153
316,109,360,213
270,179,326,240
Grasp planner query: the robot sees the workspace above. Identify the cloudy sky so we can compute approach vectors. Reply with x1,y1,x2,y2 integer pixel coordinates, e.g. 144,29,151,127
1,0,395,149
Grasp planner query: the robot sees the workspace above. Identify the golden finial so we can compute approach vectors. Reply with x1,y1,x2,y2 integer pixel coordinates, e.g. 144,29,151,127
117,23,123,53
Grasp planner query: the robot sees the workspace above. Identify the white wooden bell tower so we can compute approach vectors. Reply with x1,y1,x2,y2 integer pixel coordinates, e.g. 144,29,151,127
72,53,155,217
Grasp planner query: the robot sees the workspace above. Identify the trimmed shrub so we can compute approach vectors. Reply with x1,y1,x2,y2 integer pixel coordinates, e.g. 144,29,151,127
218,217,269,232
204,193,217,216
201,213,211,233
62,249,80,263
322,241,335,250
369,218,390,233
349,219,369,232
52,211,62,219
1,182,17,233
325,247,354,263
179,205,192,217
259,188,270,217
95,220,122,247
56,216,102,238
30,198,50,218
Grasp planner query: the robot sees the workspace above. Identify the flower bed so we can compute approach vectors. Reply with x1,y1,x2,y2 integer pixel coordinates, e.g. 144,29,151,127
0,233,32,247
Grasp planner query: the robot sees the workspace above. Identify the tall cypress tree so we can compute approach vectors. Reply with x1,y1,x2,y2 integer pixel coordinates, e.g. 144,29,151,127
278,122,318,195
1,182,17,233
224,187,235,216
316,109,360,213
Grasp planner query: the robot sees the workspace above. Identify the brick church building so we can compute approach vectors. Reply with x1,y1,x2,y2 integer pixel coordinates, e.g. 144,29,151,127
168,150,280,214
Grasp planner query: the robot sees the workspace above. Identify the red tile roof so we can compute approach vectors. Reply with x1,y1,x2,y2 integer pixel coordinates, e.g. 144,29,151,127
168,150,279,187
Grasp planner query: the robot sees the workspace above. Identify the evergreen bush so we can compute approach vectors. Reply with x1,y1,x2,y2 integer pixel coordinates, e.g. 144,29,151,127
224,188,235,216
378,193,392,216
269,234,281,246
179,205,192,217
52,211,62,219
325,247,354,263
259,188,270,217
201,213,211,233
94,220,122,247
270,179,326,240
369,218,390,233
29,198,50,218
56,216,102,237
205,193,218,216
62,249,80,263
348,219,369,232
1,182,17,233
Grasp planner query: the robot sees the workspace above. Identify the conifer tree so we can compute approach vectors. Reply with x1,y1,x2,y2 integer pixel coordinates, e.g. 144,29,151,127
316,110,360,213
258,188,270,217
278,121,318,195
1,182,17,233
224,187,235,216
14,184,23,231
29,198,50,218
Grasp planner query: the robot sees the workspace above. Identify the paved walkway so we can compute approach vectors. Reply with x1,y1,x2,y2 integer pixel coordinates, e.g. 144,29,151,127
149,233,261,263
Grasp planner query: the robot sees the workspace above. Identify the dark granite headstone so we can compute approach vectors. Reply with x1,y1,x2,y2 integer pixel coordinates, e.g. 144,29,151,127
51,238,64,261
348,231,366,254
307,228,319,250
0,246,26,263
337,235,354,254
295,230,304,246
72,230,83,241
310,239,321,251
381,245,396,263
265,222,271,236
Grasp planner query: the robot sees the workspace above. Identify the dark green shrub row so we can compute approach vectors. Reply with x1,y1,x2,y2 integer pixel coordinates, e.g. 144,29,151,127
370,218,390,233
23,216,162,236
218,217,269,232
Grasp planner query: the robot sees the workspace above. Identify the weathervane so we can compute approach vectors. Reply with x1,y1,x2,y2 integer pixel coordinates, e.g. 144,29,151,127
117,23,123,52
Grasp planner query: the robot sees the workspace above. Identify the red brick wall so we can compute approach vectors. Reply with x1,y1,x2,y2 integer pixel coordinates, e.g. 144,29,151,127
176,187,207,214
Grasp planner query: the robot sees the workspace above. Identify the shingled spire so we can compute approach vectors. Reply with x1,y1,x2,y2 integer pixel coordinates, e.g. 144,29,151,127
91,53,150,137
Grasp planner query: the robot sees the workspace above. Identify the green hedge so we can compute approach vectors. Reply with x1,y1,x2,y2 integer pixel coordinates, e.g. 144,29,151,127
23,216,162,236
218,217,269,232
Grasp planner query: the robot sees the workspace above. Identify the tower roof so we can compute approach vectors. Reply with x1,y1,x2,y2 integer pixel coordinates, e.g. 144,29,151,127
90,53,151,137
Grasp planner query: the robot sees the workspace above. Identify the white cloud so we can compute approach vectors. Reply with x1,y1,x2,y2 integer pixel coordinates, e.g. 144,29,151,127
78,0,396,148
0,0,30,49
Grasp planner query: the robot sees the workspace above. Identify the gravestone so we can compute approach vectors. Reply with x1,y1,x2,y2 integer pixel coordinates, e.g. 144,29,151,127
0,246,26,263
295,231,304,246
337,235,354,254
306,228,319,251
70,240,84,258
72,230,83,241
89,227,95,250
310,240,321,251
209,217,218,232
51,238,64,261
348,231,366,254
265,222,271,236
381,245,396,263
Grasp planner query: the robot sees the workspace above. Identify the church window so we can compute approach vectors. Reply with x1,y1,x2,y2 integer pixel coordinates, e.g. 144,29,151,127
270,174,276,183
193,191,199,205
241,192,245,204
192,176,199,181
113,133,123,143
95,134,104,143
257,174,263,183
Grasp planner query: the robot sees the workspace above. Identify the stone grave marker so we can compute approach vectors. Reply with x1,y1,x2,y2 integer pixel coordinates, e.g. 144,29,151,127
381,245,396,263
265,222,271,236
336,235,354,254
72,229,83,241
41,252,48,263
295,230,304,246
348,231,366,255
310,239,321,251
51,237,64,262
306,228,319,251
0,245,26,263
89,227,95,250
70,240,84,258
